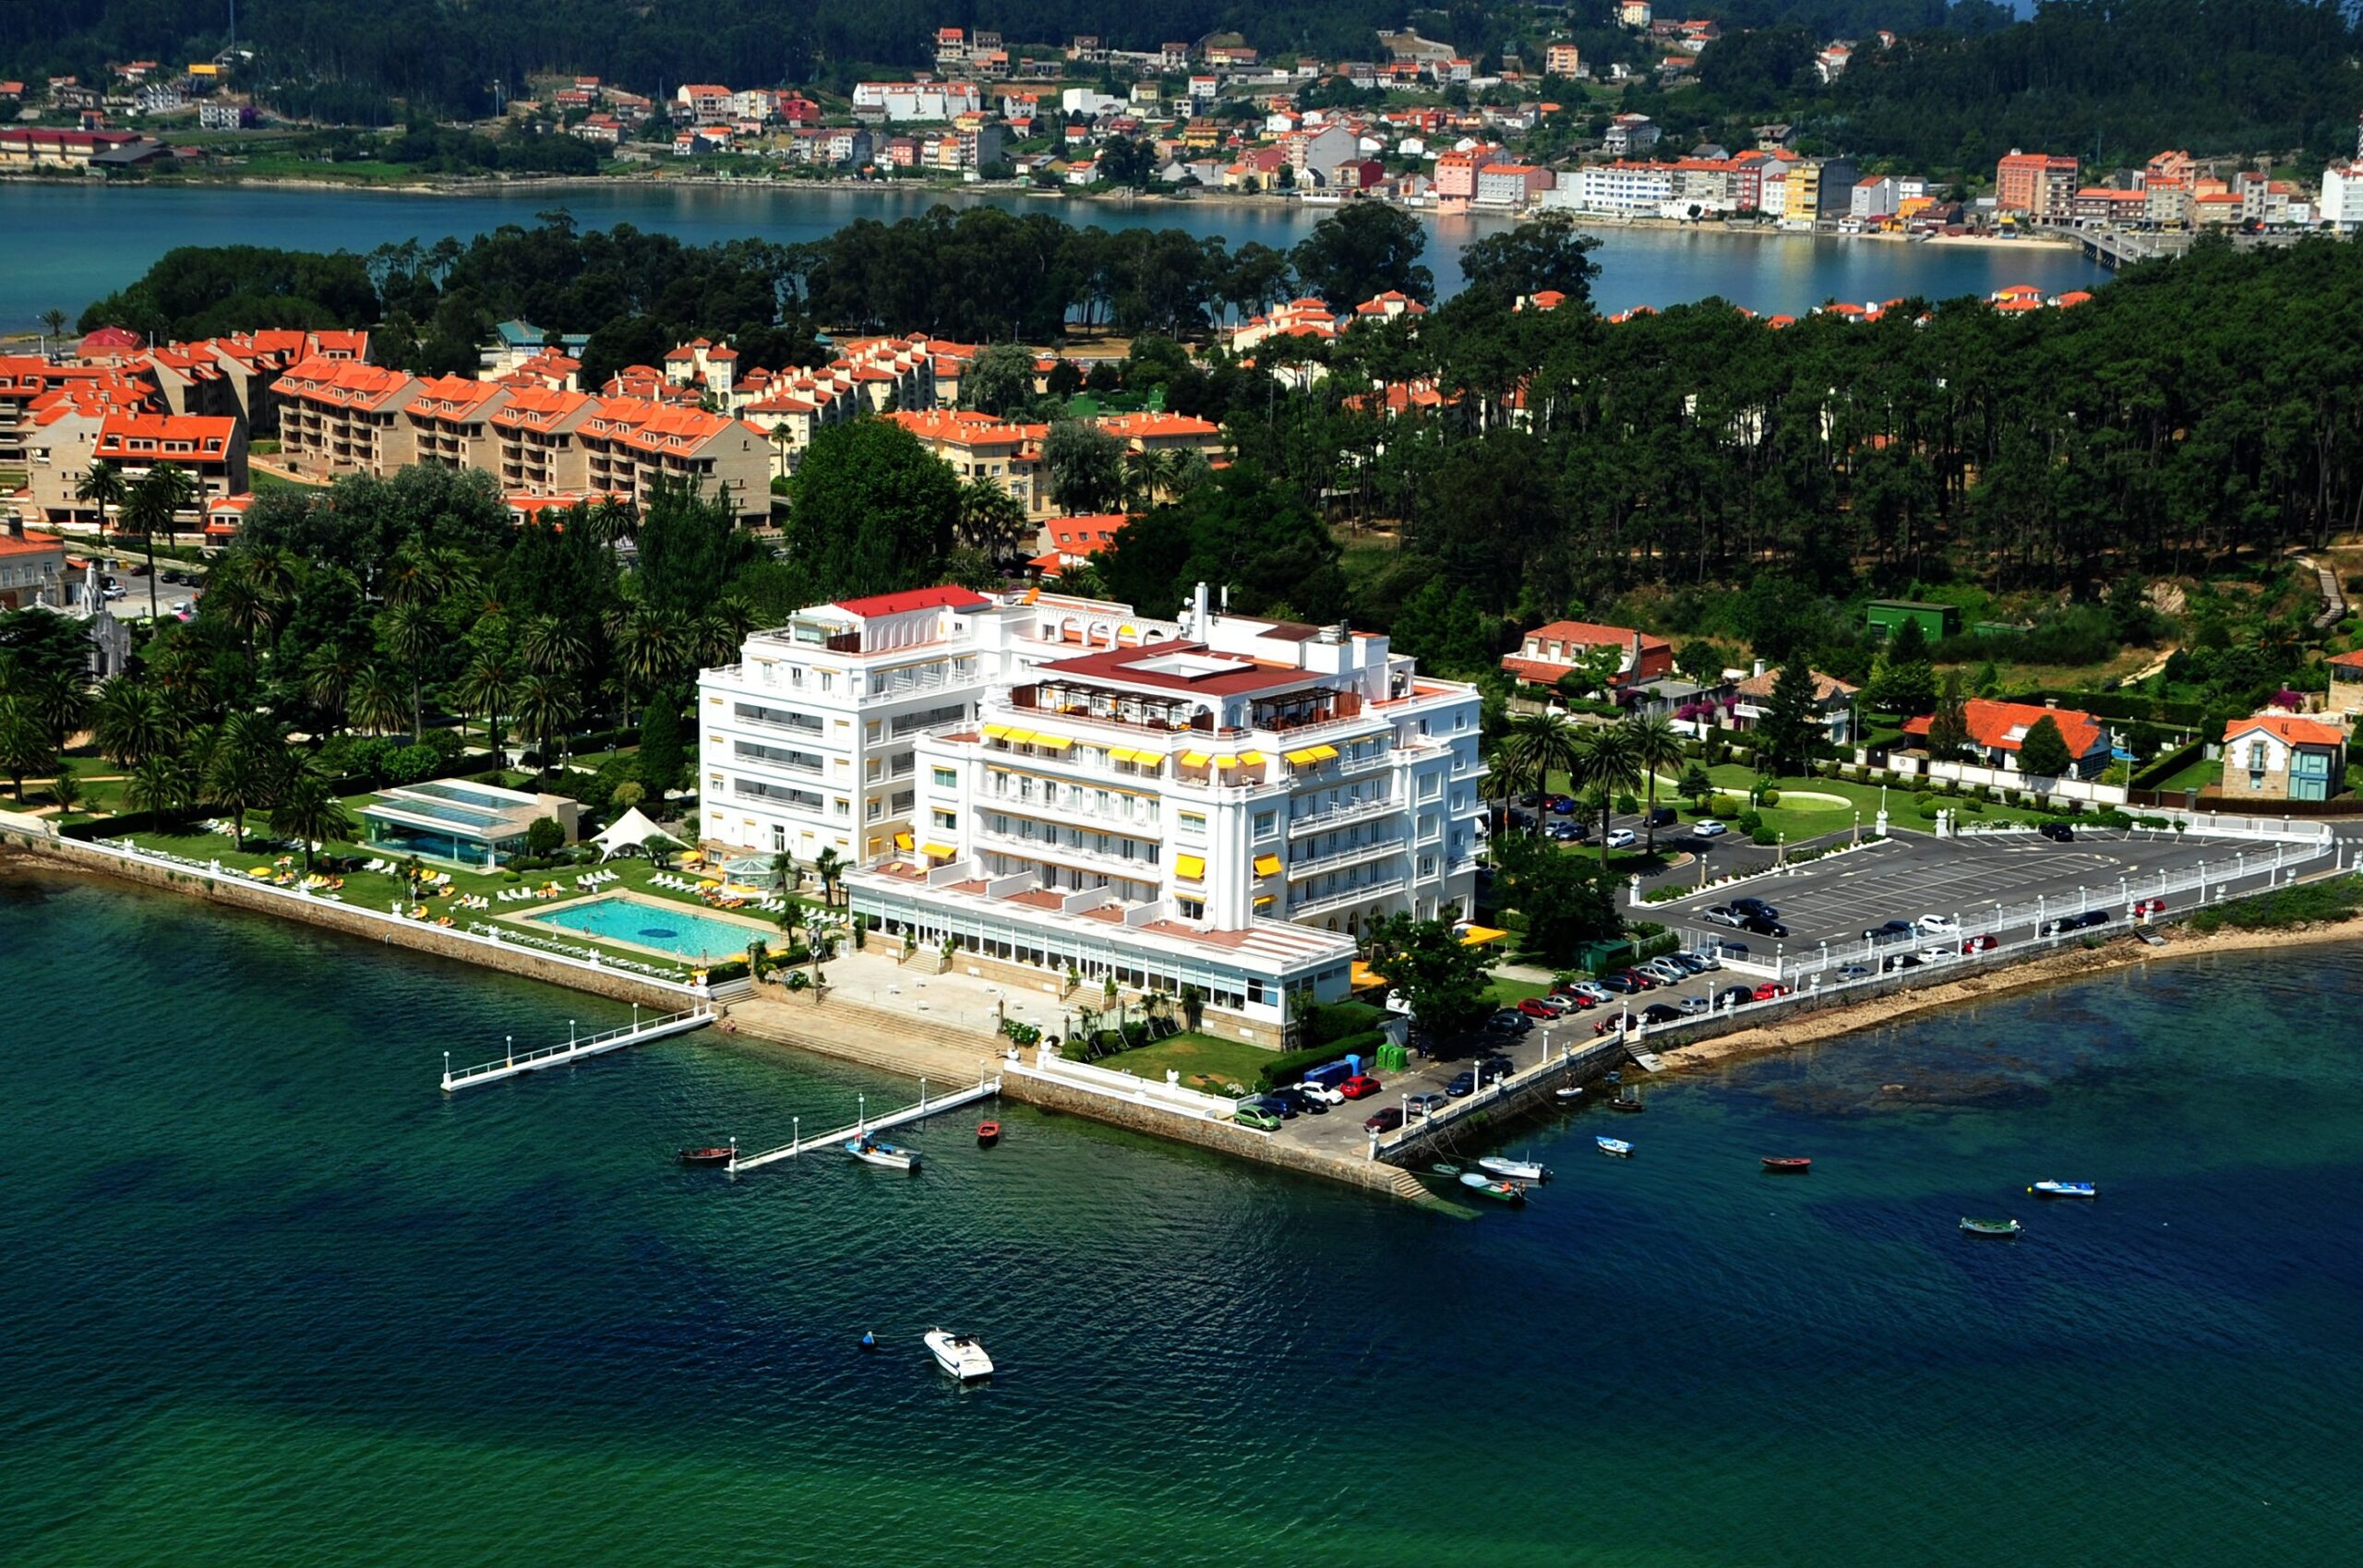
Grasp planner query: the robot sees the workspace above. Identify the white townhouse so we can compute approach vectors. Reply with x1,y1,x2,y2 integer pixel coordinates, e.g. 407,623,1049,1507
696,583,1488,1037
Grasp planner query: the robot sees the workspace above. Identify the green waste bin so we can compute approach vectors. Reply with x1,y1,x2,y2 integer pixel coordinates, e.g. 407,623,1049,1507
1375,1042,1408,1072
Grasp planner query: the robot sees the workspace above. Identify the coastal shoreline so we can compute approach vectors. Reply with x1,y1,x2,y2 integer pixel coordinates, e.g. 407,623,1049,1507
1654,919,2363,1073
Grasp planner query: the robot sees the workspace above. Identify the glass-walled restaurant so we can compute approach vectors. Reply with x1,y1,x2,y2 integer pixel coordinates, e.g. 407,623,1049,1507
357,781,576,869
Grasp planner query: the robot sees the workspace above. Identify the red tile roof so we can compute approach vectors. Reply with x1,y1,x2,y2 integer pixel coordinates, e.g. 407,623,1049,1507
1901,699,2104,758
832,585,990,618
2224,714,2344,748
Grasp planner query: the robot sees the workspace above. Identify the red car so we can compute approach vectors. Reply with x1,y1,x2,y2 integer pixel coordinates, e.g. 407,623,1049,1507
1517,997,1563,1019
1556,990,1598,1010
1618,969,1660,990
1751,982,1793,1002
1339,1073,1383,1100
2132,898,2165,917
1961,933,1998,953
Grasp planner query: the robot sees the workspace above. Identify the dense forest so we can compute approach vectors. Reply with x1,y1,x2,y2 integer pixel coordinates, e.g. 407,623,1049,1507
13,0,2361,171
80,209,2363,706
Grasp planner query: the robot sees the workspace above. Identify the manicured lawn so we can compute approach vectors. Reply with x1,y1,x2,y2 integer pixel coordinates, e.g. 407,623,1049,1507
1483,975,1552,1005
2153,755,2222,792
1097,1030,1274,1095
251,468,327,493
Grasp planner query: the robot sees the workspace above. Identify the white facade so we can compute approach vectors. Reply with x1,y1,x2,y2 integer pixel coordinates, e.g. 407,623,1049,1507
700,583,1487,1026
1543,162,1673,216
2322,162,2363,232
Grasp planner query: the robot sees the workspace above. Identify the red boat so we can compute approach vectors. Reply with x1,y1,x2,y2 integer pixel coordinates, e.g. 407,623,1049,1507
977,1121,1001,1147
1760,1156,1812,1173
678,1146,733,1167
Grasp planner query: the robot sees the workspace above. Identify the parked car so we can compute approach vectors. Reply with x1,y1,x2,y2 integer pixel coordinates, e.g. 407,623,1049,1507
1547,822,1582,844
1647,806,1678,827
1604,828,1637,850
1693,820,1729,838
1596,972,1642,995
1593,1015,1630,1035
1406,1092,1448,1118
1616,969,1661,991
1558,980,1613,1002
1917,914,1961,935
2131,898,2165,917
1914,947,1955,965
1751,982,1793,1001
1639,1002,1685,1025
1961,934,1997,954
1712,940,1753,961
1234,1104,1282,1131
1882,952,1923,973
2040,821,2075,842
1836,964,1874,980
1338,1073,1383,1100
1716,985,1757,1008
1485,1009,1535,1035
1363,1107,1405,1133
1677,950,1720,973
1270,1088,1326,1117
1639,959,1689,985
1675,996,1710,1016
1739,916,1789,939
1702,904,1746,928
1295,1082,1346,1107
1445,1072,1478,1097
2042,911,2113,936
1732,896,1781,920
1247,1093,1297,1120
1553,989,1599,1011
1517,997,1562,1020
1865,919,1917,945
1547,796,1577,816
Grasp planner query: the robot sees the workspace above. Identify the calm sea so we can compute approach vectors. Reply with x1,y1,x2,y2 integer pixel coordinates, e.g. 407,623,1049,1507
2,863,2354,1567
0,181,2100,331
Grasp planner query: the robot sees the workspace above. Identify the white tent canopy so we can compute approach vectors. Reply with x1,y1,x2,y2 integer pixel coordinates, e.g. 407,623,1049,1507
590,807,674,861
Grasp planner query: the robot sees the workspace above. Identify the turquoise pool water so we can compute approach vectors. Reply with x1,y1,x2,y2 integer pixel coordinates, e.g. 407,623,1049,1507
522,894,762,961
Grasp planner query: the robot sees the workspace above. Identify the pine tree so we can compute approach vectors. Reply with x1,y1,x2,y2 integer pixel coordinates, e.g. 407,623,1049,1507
2017,715,2074,777
1756,661,1823,775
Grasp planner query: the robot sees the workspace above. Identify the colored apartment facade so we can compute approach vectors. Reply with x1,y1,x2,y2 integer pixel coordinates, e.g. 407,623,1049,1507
1995,150,2079,220
2219,715,2344,802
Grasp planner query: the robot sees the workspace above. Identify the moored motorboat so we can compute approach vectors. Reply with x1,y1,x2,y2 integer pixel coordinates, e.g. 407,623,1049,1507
846,1137,922,1171
977,1120,1001,1147
924,1328,994,1381
1427,1161,1463,1179
1596,1136,1634,1158
677,1146,733,1167
1553,1085,1584,1100
1960,1216,2022,1237
1760,1156,1813,1173
2030,1180,2095,1199
1457,1173,1527,1203
1608,1093,1646,1113
1478,1155,1551,1183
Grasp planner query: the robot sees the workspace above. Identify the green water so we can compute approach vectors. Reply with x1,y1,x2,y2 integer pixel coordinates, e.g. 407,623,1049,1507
2,864,2357,1566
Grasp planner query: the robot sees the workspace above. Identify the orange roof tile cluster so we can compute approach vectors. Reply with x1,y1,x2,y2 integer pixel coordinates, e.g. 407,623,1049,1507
273,356,417,411
1901,699,2105,758
93,412,237,461
2224,714,2344,747
886,408,1047,449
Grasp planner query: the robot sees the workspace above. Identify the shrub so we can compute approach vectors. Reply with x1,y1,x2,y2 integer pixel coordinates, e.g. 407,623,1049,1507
704,959,750,982
1758,788,1781,807
1737,808,1763,835
1497,908,1531,932
1917,799,1942,819
1750,827,1779,845
1304,999,1387,1046
1710,794,1744,816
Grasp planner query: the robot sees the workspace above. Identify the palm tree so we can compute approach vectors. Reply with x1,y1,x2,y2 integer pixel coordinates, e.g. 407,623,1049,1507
1482,735,1537,839
126,754,194,830
378,602,439,739
47,768,82,817
303,646,364,734
269,761,355,871
124,463,195,621
0,697,55,799
616,608,683,727
521,615,586,679
813,845,846,910
1624,713,1686,855
1575,723,1640,864
348,666,409,737
514,674,579,770
452,651,520,762
1504,709,1587,813
28,672,89,749
205,712,285,851
38,307,68,355
75,459,126,541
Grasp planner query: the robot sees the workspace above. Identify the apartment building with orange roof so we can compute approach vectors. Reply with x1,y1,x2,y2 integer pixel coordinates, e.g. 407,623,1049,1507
577,400,771,524
24,411,246,526
1994,150,2078,220
402,377,512,474
885,408,1050,517
272,358,426,477
488,387,602,496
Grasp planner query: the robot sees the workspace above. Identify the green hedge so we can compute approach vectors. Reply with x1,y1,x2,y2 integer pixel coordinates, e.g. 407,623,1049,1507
1304,999,1387,1047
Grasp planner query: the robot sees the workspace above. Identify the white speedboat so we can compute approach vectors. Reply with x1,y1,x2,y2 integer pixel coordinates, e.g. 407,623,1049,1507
925,1329,994,1381
1478,1155,1552,1183
2031,1180,2097,1199
1596,1136,1634,1158
846,1137,921,1171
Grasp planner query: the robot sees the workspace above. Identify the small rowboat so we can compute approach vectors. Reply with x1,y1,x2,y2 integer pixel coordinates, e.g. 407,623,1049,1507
977,1120,1001,1147
2030,1180,2095,1199
1596,1136,1634,1158
1608,1095,1646,1114
1479,1155,1551,1183
1960,1216,2021,1237
677,1146,733,1167
1553,1085,1584,1101
1427,1162,1463,1179
1760,1156,1812,1173
1458,1173,1527,1203
846,1137,922,1171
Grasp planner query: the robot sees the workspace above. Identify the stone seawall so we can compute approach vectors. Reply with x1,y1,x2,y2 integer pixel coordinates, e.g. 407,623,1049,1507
1,830,686,1011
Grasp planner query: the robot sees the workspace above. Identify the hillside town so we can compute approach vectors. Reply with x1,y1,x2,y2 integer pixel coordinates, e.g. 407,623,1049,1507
2,18,2354,243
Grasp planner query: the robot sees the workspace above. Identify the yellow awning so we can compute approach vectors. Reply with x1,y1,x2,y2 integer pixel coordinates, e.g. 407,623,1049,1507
1031,734,1074,752
1131,752,1161,769
1253,853,1280,876
894,831,914,850
921,842,957,858
1213,755,1238,770
1181,750,1212,767
1174,854,1206,880
1240,751,1265,766
1001,727,1036,744
1458,925,1510,947
1253,894,1275,907
1305,744,1339,761
1284,748,1320,765
982,724,1012,739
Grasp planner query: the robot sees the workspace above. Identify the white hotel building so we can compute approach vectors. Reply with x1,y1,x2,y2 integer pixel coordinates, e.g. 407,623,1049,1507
696,583,1487,1037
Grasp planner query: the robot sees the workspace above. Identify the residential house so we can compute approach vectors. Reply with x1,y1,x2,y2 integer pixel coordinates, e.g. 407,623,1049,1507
271,358,425,478
1730,664,1858,745
1901,699,2112,778
1500,620,1675,691
2219,714,2344,802
2326,648,2363,719
885,409,1048,517
0,529,73,611
1475,162,1551,207
1544,43,1582,76
1602,114,1659,156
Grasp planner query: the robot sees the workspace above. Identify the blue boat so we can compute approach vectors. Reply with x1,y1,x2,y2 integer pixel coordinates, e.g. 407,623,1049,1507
2031,1180,2097,1199
1596,1136,1633,1158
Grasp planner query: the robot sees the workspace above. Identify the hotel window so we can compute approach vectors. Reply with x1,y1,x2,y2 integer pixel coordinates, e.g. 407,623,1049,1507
933,767,957,789
1252,809,1277,839
1177,810,1207,838
932,808,958,832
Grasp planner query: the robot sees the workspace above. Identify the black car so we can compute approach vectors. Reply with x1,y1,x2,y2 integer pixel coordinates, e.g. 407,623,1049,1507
1273,1087,1327,1116
1638,1002,1685,1025
1246,1094,1298,1119
1445,1071,1478,1097
1484,1009,1534,1035
1732,896,1781,920
2040,821,2075,843
1647,806,1678,827
1479,1053,1515,1077
2042,910,2113,936
1739,915,1789,939
1881,952,1923,973
1865,919,1917,944
1716,985,1757,1008
1363,1107,1405,1133
1596,972,1642,995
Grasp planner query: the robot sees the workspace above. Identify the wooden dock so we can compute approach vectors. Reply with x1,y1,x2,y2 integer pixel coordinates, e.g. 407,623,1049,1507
728,1075,1001,1173
441,1004,714,1092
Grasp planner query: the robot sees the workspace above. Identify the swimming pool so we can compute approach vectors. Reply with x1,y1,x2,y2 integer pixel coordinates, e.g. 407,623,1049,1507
521,895,763,962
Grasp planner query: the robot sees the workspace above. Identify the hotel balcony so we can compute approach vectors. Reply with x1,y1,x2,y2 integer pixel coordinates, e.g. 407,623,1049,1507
1287,833,1406,875
1285,796,1397,836
1289,876,1407,918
